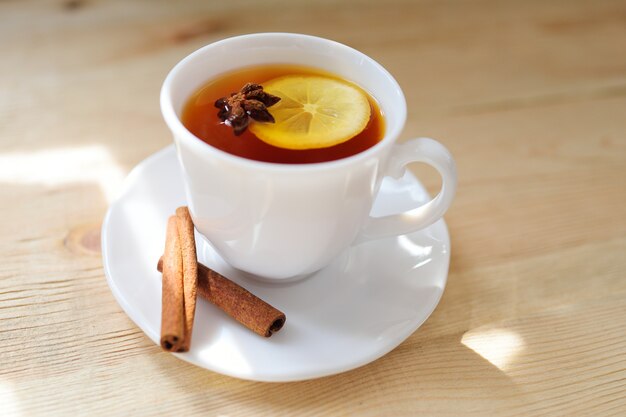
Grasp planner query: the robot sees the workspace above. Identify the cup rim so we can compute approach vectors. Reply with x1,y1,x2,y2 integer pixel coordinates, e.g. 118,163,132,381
160,32,407,172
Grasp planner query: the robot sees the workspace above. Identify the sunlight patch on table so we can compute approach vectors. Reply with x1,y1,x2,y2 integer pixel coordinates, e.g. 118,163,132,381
0,145,125,203
462,327,525,371
0,380,21,417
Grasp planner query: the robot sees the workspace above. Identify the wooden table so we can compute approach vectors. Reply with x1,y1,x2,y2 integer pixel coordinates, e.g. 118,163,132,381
2,0,625,415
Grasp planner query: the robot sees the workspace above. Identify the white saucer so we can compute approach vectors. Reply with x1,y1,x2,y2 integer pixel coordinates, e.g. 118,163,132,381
102,145,450,382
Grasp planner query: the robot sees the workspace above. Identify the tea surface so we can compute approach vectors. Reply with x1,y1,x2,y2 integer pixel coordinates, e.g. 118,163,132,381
181,65,385,164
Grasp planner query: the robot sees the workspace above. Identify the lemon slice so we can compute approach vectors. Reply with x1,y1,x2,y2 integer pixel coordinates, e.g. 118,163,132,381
248,75,371,150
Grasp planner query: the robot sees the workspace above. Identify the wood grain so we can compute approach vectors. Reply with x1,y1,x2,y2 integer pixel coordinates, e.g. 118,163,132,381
1,0,625,415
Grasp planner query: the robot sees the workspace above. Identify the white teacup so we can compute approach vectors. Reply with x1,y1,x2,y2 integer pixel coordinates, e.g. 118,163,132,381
161,33,457,281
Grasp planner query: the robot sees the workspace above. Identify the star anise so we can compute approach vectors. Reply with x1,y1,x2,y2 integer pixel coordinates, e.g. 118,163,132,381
215,83,281,136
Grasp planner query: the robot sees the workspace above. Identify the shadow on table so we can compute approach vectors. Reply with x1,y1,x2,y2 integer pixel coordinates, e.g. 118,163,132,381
151,326,526,415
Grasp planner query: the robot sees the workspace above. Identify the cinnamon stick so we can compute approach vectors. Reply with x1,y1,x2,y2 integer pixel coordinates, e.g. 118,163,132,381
160,216,185,352
158,259,286,337
175,207,198,351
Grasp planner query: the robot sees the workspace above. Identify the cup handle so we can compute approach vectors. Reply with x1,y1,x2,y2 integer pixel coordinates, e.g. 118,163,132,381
356,137,457,243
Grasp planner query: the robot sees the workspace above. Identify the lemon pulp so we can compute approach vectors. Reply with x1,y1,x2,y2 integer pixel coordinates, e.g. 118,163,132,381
248,75,371,150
